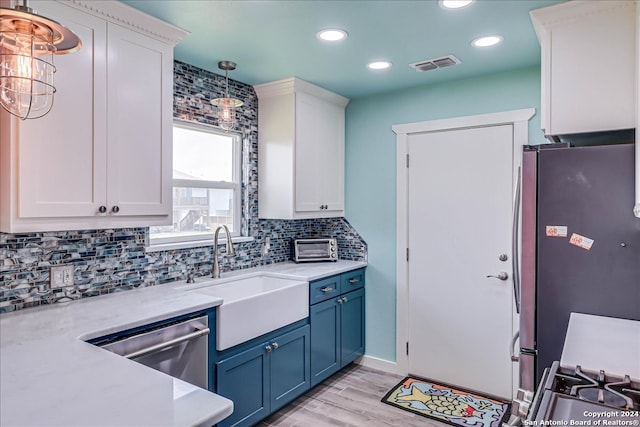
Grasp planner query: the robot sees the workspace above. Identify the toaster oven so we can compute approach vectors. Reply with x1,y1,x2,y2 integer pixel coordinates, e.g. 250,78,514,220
293,238,338,262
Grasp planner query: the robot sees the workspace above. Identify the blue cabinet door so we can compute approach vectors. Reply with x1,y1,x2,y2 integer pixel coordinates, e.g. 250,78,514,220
310,297,340,387
269,325,311,412
340,288,365,368
216,344,269,427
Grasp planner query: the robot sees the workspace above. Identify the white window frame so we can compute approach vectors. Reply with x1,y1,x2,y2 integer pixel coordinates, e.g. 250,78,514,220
149,119,242,247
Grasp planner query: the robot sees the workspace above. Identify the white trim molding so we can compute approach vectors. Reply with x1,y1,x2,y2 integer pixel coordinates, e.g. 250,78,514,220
58,0,190,45
355,355,398,375
392,108,535,379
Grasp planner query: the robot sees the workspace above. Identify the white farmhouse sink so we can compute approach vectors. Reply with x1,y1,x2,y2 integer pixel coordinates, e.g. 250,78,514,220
188,274,309,350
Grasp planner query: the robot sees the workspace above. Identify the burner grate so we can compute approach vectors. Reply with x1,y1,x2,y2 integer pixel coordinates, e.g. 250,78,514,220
560,366,639,410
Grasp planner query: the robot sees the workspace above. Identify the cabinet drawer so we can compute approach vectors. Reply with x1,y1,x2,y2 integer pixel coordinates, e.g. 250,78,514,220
341,269,365,293
309,275,341,305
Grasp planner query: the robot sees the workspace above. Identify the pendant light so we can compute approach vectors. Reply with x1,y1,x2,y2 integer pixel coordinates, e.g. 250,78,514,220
210,60,243,131
0,0,81,120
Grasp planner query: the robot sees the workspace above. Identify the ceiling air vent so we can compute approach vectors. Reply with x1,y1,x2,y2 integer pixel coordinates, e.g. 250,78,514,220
409,55,461,72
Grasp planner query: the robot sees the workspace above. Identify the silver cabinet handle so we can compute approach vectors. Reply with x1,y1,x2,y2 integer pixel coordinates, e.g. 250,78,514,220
98,205,107,214
487,272,509,281
337,298,343,304
348,278,360,284
272,342,279,350
122,326,210,359
342,296,348,303
321,286,334,293
265,345,272,352
112,205,120,213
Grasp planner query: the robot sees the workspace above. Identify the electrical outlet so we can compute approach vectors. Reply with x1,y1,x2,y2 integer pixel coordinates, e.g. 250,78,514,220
51,265,74,289
263,237,271,255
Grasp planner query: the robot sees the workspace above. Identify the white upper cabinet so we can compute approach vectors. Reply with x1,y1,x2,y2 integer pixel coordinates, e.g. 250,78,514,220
0,0,187,233
530,0,637,137
254,78,349,219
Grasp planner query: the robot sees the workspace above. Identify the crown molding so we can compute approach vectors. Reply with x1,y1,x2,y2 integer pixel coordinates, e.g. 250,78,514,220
57,0,189,45
530,0,637,40
254,77,350,107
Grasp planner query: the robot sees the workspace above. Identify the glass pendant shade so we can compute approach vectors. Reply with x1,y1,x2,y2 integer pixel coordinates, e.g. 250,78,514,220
211,96,243,131
0,4,81,120
210,60,243,131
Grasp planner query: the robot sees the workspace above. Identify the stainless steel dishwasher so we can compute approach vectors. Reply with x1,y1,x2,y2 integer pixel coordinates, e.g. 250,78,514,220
97,315,210,389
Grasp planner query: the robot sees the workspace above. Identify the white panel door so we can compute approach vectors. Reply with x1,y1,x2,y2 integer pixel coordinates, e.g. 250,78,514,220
106,24,171,216
407,125,514,398
17,2,107,218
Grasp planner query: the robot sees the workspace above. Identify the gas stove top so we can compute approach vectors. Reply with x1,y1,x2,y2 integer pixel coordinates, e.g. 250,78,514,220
530,362,640,423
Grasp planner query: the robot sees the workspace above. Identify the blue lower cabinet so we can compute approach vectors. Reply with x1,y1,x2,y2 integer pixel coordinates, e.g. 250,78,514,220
340,288,365,367
269,326,311,412
216,325,310,427
310,269,366,387
310,298,340,386
216,345,269,427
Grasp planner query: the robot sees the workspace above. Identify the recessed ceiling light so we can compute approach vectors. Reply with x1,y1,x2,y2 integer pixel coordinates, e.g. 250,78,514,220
439,0,474,9
367,61,392,70
471,35,503,47
317,29,348,42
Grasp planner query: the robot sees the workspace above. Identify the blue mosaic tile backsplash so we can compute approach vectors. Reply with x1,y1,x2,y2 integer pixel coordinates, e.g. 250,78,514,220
0,60,366,313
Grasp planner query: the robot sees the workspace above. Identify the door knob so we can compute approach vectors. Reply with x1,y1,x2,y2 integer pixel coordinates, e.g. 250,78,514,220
487,272,509,281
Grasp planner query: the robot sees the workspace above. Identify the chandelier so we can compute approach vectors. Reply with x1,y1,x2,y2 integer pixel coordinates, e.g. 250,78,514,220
0,0,81,120
210,60,243,131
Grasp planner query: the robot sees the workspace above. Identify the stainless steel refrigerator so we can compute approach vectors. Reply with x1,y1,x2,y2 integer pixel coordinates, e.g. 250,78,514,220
518,143,640,392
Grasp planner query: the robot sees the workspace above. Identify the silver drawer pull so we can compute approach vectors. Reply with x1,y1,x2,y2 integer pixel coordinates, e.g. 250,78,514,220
122,327,210,359
348,278,360,284
265,345,272,352
272,342,279,349
321,286,334,293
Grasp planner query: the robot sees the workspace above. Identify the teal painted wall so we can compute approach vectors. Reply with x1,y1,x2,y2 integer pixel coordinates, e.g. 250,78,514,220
344,65,546,363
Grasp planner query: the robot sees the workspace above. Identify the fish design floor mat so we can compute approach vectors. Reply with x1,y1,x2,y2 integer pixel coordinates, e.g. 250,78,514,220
381,376,511,427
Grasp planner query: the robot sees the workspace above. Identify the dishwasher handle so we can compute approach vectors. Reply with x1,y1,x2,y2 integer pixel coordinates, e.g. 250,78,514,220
123,326,210,360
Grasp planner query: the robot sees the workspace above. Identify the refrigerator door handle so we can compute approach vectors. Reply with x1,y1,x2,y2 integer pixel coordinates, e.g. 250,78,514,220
512,166,522,314
510,330,520,362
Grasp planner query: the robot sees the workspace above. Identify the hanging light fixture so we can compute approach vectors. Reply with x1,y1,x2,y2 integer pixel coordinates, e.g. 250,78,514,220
210,60,243,131
0,0,81,120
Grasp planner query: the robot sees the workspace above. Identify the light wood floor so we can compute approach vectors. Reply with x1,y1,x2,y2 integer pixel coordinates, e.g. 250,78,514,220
257,364,445,427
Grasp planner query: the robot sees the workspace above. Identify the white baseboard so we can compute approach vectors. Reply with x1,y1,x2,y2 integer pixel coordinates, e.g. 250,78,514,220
356,355,401,375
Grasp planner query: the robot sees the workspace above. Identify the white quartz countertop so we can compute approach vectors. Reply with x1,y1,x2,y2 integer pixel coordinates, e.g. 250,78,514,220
0,260,366,427
561,312,640,380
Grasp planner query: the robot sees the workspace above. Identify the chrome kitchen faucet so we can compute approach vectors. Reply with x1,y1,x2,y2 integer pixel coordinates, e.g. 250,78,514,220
212,225,235,278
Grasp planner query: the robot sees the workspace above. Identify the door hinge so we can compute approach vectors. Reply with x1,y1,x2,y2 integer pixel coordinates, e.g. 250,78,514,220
406,341,409,356
406,153,409,168
406,248,409,262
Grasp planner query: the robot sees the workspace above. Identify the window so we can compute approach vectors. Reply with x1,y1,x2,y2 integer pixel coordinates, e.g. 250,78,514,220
150,120,241,244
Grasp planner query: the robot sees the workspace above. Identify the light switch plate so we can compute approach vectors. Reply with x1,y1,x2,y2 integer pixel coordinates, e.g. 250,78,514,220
51,265,74,289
